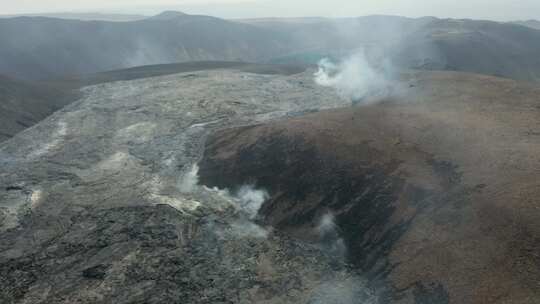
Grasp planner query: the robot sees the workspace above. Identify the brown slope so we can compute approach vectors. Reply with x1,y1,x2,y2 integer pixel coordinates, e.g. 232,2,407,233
198,71,540,303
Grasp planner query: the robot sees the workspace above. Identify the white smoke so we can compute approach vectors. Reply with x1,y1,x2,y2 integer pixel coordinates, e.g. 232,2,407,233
318,213,338,235
178,163,200,193
203,183,269,220
229,220,269,239
125,38,175,68
205,185,270,239
317,212,347,259
314,52,392,103
234,184,269,220
311,213,377,303
177,163,270,238
209,184,270,238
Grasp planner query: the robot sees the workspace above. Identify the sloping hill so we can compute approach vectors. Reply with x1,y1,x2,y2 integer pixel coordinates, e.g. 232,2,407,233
512,20,540,30
199,71,540,303
392,19,540,81
0,13,293,80
0,75,68,142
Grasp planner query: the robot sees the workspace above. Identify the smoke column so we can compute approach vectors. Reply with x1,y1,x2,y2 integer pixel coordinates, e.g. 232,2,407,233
314,51,392,104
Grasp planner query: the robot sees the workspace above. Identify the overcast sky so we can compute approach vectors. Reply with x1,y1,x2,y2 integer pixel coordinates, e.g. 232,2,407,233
1,0,539,21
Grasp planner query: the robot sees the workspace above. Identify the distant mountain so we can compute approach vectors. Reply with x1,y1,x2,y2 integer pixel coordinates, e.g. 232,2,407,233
0,12,148,22
244,16,540,81
149,11,189,20
391,19,540,81
512,20,540,30
0,12,294,80
241,15,436,58
2,12,540,81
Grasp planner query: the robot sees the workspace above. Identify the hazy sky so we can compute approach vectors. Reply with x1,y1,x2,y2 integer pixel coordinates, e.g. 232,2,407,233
1,0,539,21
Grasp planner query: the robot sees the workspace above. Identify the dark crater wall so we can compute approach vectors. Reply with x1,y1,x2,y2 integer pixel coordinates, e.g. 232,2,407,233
197,113,461,303
189,73,540,303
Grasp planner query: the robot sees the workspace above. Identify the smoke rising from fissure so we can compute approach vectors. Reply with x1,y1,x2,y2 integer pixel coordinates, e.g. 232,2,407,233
177,163,270,237
314,51,395,104
178,163,200,193
234,184,269,220
317,212,347,259
310,212,376,303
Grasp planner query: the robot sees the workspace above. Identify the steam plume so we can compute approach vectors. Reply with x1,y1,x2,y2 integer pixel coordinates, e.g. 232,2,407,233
234,185,269,220
179,163,270,237
314,51,392,104
178,163,200,193
317,212,347,259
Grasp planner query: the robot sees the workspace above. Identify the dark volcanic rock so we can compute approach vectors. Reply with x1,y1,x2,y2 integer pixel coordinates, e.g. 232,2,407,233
82,264,109,280
0,61,308,144
1,204,360,303
0,69,358,304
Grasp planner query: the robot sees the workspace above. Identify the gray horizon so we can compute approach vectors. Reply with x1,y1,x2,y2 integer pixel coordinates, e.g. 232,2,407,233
0,0,539,22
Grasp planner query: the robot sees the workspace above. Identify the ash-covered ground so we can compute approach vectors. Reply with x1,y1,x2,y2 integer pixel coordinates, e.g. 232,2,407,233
0,69,375,303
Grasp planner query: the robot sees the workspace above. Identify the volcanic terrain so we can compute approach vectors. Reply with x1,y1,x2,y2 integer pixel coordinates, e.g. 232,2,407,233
0,63,539,303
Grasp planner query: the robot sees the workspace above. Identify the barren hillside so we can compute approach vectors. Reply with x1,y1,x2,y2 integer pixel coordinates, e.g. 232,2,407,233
199,71,540,303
